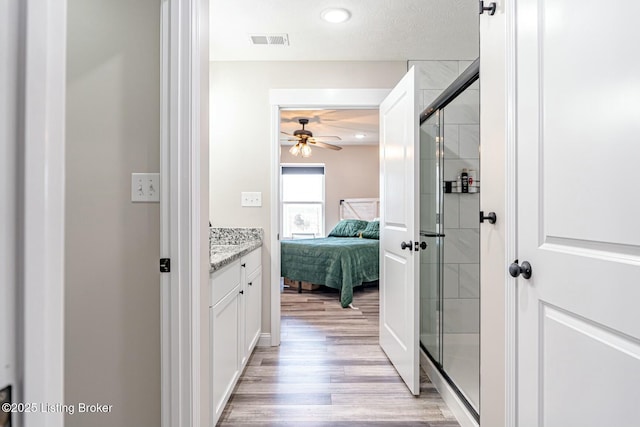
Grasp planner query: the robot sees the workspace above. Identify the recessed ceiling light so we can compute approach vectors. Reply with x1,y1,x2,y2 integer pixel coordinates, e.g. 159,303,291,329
355,133,366,139
321,8,351,24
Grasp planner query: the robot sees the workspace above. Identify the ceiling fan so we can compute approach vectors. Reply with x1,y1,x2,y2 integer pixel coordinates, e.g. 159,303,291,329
282,118,342,158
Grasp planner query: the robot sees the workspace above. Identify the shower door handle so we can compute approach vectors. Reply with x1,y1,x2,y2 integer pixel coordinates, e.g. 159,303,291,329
479,1,496,15
400,241,413,250
480,211,497,224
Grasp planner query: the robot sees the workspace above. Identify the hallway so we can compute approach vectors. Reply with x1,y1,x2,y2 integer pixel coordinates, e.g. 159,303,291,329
217,285,460,426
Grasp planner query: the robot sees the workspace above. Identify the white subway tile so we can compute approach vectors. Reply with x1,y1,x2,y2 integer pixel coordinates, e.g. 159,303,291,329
413,61,459,90
459,125,480,159
458,61,473,75
459,263,480,298
443,263,459,299
459,193,480,229
442,299,480,334
443,124,460,159
443,89,479,125
423,89,443,108
443,229,480,264
420,266,439,298
420,126,438,160
443,193,460,229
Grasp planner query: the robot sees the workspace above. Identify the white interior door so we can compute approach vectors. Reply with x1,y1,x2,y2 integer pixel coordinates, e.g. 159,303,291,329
0,0,18,401
379,67,420,395
516,2,640,425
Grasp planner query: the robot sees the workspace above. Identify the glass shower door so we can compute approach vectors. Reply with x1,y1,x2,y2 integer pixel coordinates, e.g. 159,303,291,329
440,85,480,412
417,59,480,419
419,113,442,364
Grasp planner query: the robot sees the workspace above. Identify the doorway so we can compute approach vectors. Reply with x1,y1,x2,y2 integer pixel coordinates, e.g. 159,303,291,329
268,89,390,346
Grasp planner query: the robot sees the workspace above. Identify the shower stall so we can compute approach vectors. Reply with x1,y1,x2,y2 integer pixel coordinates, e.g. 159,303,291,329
419,59,480,419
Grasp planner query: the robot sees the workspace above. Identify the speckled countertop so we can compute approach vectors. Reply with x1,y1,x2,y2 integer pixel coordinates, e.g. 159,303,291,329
209,227,263,272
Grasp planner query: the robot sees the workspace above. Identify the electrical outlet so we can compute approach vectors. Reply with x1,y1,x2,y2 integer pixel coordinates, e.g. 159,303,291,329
241,192,262,207
132,173,160,202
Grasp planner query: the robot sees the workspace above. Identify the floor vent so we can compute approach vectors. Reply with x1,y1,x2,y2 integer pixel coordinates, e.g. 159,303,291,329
249,34,289,46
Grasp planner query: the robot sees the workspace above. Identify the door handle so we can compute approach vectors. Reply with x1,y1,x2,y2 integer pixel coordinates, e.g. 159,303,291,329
480,211,497,224
509,260,532,279
479,1,496,15
400,241,413,250
239,290,244,294
415,241,427,251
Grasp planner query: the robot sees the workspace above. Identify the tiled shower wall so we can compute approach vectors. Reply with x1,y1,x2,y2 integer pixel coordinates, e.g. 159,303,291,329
411,60,480,335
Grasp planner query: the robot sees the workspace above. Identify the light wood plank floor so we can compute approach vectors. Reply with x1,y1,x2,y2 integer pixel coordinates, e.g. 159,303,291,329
218,285,460,426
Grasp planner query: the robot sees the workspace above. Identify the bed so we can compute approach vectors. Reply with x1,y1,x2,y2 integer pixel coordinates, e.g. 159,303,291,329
281,217,380,308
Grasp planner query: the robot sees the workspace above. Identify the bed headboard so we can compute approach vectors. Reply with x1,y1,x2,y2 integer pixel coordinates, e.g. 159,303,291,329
339,198,380,221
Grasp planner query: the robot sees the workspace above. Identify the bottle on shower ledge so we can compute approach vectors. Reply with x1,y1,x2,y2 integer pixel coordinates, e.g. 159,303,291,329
468,169,477,193
461,168,469,193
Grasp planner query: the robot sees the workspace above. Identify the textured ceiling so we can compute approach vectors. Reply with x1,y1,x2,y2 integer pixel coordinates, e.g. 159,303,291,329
210,0,479,61
280,109,379,146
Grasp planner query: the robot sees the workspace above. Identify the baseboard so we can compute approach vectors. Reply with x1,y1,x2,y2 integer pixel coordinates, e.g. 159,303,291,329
420,349,479,427
257,333,271,347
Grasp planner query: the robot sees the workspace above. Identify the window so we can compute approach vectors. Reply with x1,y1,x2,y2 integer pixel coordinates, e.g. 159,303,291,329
281,165,325,239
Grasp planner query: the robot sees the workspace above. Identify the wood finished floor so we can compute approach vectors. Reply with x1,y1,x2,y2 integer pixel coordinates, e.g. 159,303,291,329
218,285,460,426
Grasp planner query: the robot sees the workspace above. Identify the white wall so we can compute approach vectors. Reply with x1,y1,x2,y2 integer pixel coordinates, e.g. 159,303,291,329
280,145,379,233
65,0,161,426
210,61,406,333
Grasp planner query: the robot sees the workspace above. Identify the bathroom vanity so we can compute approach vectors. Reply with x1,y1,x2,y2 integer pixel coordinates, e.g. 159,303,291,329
209,228,263,424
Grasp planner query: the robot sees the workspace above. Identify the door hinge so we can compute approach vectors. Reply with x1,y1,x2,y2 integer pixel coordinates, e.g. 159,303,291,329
160,258,171,273
479,0,496,15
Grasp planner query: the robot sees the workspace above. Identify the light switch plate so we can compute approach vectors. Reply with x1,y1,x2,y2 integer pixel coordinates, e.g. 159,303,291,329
241,191,262,207
132,173,160,202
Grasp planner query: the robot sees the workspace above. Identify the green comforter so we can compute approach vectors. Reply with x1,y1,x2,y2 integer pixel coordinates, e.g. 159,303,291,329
281,237,379,308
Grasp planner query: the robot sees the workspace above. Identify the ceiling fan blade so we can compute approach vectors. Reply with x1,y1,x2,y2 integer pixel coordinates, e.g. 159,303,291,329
309,140,342,151
280,131,294,136
311,135,342,141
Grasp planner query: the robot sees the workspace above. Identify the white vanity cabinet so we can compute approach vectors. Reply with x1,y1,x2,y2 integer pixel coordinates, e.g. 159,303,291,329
210,247,262,425
239,248,262,369
210,260,241,421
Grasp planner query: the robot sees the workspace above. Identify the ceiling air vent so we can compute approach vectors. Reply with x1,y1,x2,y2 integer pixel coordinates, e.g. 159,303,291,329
249,34,289,46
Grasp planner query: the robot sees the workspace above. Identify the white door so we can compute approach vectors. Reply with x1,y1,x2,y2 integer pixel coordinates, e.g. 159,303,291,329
515,2,640,425
0,0,18,401
379,67,420,395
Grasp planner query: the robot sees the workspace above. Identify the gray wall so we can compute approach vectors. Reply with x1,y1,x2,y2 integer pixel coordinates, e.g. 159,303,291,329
65,0,160,425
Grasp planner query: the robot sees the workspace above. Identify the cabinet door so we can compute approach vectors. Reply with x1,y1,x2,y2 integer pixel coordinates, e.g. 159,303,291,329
212,287,240,421
243,267,262,360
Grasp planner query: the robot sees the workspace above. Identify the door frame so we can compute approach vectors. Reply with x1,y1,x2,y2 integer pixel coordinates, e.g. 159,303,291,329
160,0,209,426
479,1,517,426
19,1,67,426
269,89,389,346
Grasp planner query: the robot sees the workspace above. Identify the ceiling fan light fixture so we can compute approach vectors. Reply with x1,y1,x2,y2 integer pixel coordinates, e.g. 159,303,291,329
289,143,301,156
300,143,313,158
321,8,351,24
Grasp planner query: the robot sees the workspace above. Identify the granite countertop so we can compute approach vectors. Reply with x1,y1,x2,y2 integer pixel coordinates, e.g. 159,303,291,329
209,227,263,272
